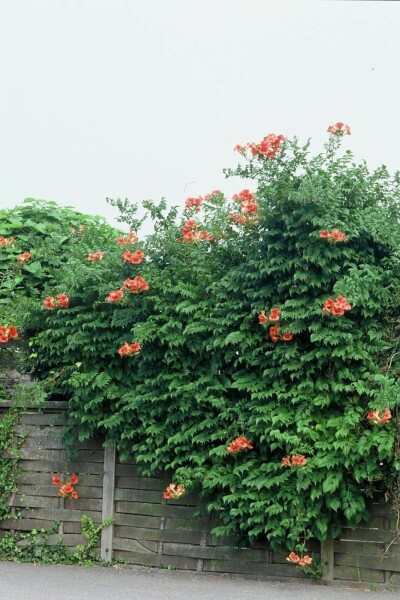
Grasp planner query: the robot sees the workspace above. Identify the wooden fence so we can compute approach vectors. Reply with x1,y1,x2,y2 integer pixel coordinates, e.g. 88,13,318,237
1,397,400,587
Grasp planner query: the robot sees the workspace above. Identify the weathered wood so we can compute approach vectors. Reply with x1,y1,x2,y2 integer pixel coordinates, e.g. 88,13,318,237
16,472,103,487
18,507,101,523
114,488,163,503
115,501,202,520
20,414,67,426
321,538,334,583
100,444,116,562
334,539,398,556
333,565,385,583
162,542,266,562
337,527,396,543
335,552,400,572
114,525,204,545
113,537,159,554
113,549,199,570
163,517,214,533
202,559,307,577
19,459,104,474
116,476,167,490
114,512,161,530
17,484,103,499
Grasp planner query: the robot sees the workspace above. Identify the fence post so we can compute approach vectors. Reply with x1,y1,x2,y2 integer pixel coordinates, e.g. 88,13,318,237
320,537,334,583
100,443,116,562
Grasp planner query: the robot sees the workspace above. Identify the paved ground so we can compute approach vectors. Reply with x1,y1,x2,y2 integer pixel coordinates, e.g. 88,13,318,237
0,562,396,599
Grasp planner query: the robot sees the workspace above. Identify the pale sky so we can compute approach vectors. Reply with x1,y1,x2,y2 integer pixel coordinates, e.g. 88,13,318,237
0,0,399,233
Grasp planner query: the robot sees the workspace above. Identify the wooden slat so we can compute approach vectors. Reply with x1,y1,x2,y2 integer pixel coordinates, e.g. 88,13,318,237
162,542,266,562
114,525,204,545
335,552,400,572
116,476,167,490
113,550,199,570
113,537,159,554
16,472,103,487
18,507,102,523
113,512,161,530
334,539,399,556
202,559,307,578
17,484,103,499
334,565,385,583
115,501,202,520
337,527,397,543
19,460,104,474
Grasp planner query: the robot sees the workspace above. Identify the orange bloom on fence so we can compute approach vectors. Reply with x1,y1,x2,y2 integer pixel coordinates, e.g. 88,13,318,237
281,455,307,467
319,228,347,243
226,436,253,454
118,342,141,357
87,252,104,261
17,252,32,263
43,294,70,310
0,326,19,343
163,483,186,500
323,295,351,316
327,122,351,136
52,473,79,499
367,409,391,425
287,552,313,566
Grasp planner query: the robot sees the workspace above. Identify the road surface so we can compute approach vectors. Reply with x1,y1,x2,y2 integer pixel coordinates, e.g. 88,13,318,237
0,562,396,599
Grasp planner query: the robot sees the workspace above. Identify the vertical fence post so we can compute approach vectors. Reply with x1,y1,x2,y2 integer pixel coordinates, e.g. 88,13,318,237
100,443,116,562
321,537,334,583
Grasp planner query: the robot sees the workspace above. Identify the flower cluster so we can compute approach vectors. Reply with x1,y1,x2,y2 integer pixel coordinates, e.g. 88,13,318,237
203,189,222,201
367,409,392,425
281,455,307,467
0,326,19,343
182,220,213,243
319,228,348,242
118,342,141,357
87,251,104,261
163,483,186,500
43,294,70,310
121,276,149,294
17,252,32,263
185,196,203,211
234,133,285,159
286,552,313,566
258,307,281,324
226,436,253,454
269,325,293,342
116,232,138,246
122,249,145,264
327,122,351,136
322,295,351,316
107,290,124,303
107,275,150,303
52,473,79,499
0,236,15,246
229,189,259,226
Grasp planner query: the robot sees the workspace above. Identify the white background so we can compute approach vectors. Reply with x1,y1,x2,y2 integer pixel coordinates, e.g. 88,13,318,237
0,0,399,232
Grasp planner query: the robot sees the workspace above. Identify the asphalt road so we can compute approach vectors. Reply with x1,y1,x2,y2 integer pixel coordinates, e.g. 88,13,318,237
0,562,396,600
